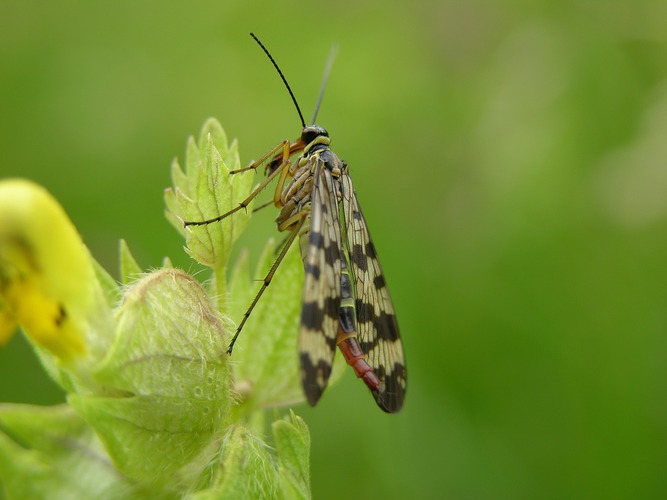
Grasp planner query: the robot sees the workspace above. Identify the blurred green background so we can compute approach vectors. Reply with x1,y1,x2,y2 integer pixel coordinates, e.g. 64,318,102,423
2,0,667,498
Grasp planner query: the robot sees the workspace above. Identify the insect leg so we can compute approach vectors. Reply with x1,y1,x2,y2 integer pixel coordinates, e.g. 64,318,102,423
229,140,290,174
251,199,275,213
184,141,291,226
226,211,308,354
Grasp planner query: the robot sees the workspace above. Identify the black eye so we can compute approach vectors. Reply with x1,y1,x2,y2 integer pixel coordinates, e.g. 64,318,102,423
301,126,328,144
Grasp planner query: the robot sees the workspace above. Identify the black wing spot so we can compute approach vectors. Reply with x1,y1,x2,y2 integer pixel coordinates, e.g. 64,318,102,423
301,300,339,351
300,353,333,406
310,231,325,249
373,274,386,289
351,244,367,271
373,362,407,413
365,241,377,259
356,299,373,324
356,300,400,343
305,263,321,280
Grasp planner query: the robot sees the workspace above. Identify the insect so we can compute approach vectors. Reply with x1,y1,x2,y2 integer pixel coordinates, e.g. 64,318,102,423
185,33,406,412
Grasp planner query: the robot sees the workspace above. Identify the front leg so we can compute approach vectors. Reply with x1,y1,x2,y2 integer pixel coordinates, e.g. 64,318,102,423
184,140,292,227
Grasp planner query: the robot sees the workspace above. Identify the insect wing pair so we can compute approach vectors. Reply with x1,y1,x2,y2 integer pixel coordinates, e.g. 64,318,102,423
185,35,406,412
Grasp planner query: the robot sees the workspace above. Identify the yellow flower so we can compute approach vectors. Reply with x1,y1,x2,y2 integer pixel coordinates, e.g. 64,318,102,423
0,179,94,360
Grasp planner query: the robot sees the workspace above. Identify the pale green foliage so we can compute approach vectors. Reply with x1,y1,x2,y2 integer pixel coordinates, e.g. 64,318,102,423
191,412,310,500
119,238,142,284
90,253,122,309
72,268,231,482
164,118,253,272
0,119,316,498
0,404,151,499
273,411,311,498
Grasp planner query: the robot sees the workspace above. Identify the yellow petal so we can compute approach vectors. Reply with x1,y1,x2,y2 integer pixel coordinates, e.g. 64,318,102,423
0,179,93,360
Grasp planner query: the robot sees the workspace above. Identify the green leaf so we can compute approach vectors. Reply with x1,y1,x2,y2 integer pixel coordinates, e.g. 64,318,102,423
189,414,312,499
71,268,232,481
164,118,254,273
98,269,230,396
0,404,160,498
273,411,311,499
119,239,142,285
228,239,303,411
192,425,281,499
90,254,121,310
68,395,223,486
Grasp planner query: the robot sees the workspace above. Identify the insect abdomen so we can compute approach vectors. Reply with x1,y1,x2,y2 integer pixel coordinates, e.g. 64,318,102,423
337,251,380,391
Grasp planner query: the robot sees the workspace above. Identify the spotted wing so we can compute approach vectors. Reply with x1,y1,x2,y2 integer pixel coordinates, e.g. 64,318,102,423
299,158,343,405
340,173,406,412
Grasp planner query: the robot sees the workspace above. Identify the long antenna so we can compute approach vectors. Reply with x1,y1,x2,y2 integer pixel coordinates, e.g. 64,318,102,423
311,45,337,125
249,33,306,129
